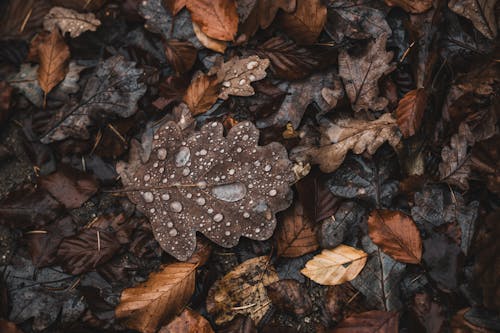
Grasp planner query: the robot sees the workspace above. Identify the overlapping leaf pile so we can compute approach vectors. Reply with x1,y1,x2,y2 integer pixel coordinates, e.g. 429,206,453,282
0,0,499,332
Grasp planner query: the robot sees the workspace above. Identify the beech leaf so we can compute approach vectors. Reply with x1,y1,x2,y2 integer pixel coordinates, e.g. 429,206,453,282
339,34,396,112
439,124,472,191
37,29,70,95
367,209,422,264
278,0,327,45
115,262,197,333
183,73,220,115
186,0,239,41
206,256,279,325
158,308,214,333
396,88,428,138
448,0,497,39
192,21,227,53
332,310,399,333
384,0,433,13
43,6,101,38
164,40,197,74
301,245,367,286
116,121,294,261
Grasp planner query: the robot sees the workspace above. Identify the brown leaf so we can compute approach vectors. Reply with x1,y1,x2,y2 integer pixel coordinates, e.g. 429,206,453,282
384,0,433,13
472,135,500,194
218,315,257,333
301,245,368,285
0,82,13,126
158,75,190,108
37,29,70,94
0,0,51,40
206,256,279,325
276,200,318,257
158,308,214,333
0,319,24,333
116,121,294,261
448,0,497,39
183,73,220,115
43,6,101,38
192,21,227,53
339,34,396,112
278,0,327,45
266,279,313,316
323,284,369,323
164,40,197,74
291,113,401,173
186,0,238,41
332,311,399,332
115,262,197,333
57,227,121,275
165,0,187,15
409,293,445,333
396,88,428,138
367,209,422,264
439,124,472,191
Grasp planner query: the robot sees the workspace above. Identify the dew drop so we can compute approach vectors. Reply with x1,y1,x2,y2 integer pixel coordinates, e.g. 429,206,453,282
264,165,272,172
247,61,258,70
236,147,242,153
249,74,256,81
186,193,192,199
211,183,247,202
175,147,191,167
196,197,206,206
170,201,183,212
269,189,277,197
243,212,250,218
159,167,165,173
196,181,207,189
213,213,223,222
162,178,168,183
207,208,214,214
143,174,151,181
254,161,261,167
238,79,246,86
157,148,167,160
167,222,173,228
142,192,154,203
169,229,178,236
153,162,159,168
255,228,261,233
182,168,190,176
222,81,231,87
242,134,249,141
228,169,235,175
161,193,170,201
199,149,207,156
150,208,155,213
211,122,218,127
225,231,231,236
153,134,159,140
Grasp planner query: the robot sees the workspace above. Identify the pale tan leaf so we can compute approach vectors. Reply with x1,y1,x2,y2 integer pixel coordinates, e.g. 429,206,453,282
37,29,70,94
192,21,227,53
301,245,368,285
206,256,279,325
396,88,428,138
43,6,101,38
448,0,497,39
384,0,433,13
278,0,326,45
339,34,396,112
183,73,220,115
186,0,238,41
115,262,197,333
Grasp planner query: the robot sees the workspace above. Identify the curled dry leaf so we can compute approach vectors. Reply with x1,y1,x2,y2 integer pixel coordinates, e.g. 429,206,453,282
301,245,368,286
115,262,197,333
367,209,422,264
183,73,220,115
332,311,399,333
158,308,213,333
278,0,327,45
164,40,197,74
43,6,101,38
214,55,270,100
186,0,238,41
396,88,428,138
448,0,497,39
206,256,279,325
37,29,70,94
339,34,396,112
384,0,433,13
275,200,319,258
116,121,294,261
291,113,401,173
439,124,472,191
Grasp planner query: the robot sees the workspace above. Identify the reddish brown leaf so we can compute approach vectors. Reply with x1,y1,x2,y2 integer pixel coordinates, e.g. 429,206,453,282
186,0,238,41
165,0,187,15
159,308,214,333
266,279,313,316
37,29,70,94
116,262,197,333
0,81,13,126
276,200,319,257
396,88,428,138
192,21,227,53
384,0,433,13
0,319,24,333
278,0,327,45
164,40,197,74
183,73,220,115
368,209,422,264
332,311,399,332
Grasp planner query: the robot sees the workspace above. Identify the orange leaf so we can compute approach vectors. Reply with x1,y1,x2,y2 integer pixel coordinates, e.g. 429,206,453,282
278,0,327,45
396,88,428,138
183,73,220,115
384,0,433,14
115,262,197,333
158,308,214,333
186,0,238,41
368,209,422,264
37,29,70,94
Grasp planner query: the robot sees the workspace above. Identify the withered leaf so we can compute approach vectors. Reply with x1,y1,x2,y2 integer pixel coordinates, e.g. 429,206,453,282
332,311,399,333
448,0,497,39
215,55,270,100
0,320,24,333
278,0,327,45
318,201,365,249
37,29,70,95
159,308,214,333
0,82,13,126
257,0,296,29
368,210,422,264
116,121,294,261
57,227,121,275
423,233,462,291
385,0,433,13
8,64,44,106
183,73,220,115
266,279,312,316
291,113,401,173
192,21,227,53
164,40,197,74
339,34,396,112
206,256,279,325
275,200,319,258
410,293,445,333
186,0,238,41
396,88,428,138
115,262,197,333
439,124,472,191
472,135,500,195
0,0,51,40
43,6,101,38
41,55,146,143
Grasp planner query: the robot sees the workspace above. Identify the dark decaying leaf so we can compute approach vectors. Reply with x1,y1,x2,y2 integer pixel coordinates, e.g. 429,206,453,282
158,308,214,333
439,124,472,191
57,227,121,275
278,0,327,45
117,121,294,261
157,75,190,109
40,55,146,143
396,88,428,138
266,279,313,316
0,320,24,333
164,40,198,74
448,0,497,39
472,135,500,194
409,293,445,333
0,82,13,126
322,283,369,324
0,0,50,40
332,310,399,333
318,201,365,249
217,315,257,333
385,0,433,13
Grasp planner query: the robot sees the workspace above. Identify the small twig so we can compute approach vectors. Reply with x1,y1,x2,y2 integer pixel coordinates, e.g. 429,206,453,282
20,8,33,33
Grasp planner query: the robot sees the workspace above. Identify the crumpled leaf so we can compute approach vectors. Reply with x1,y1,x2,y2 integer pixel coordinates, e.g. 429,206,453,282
37,29,70,95
278,0,327,45
385,0,433,13
448,0,497,39
115,262,197,333
0,82,13,126
266,279,312,316
301,245,368,286
40,55,146,143
339,34,396,112
206,256,279,325
472,135,500,195
439,124,472,191
410,293,446,333
332,311,399,333
257,70,337,128
350,236,405,311
116,121,294,261
396,88,428,138
291,113,401,173
214,55,270,100
186,0,238,41
368,209,422,264
43,6,101,38
183,73,220,115
158,308,214,333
